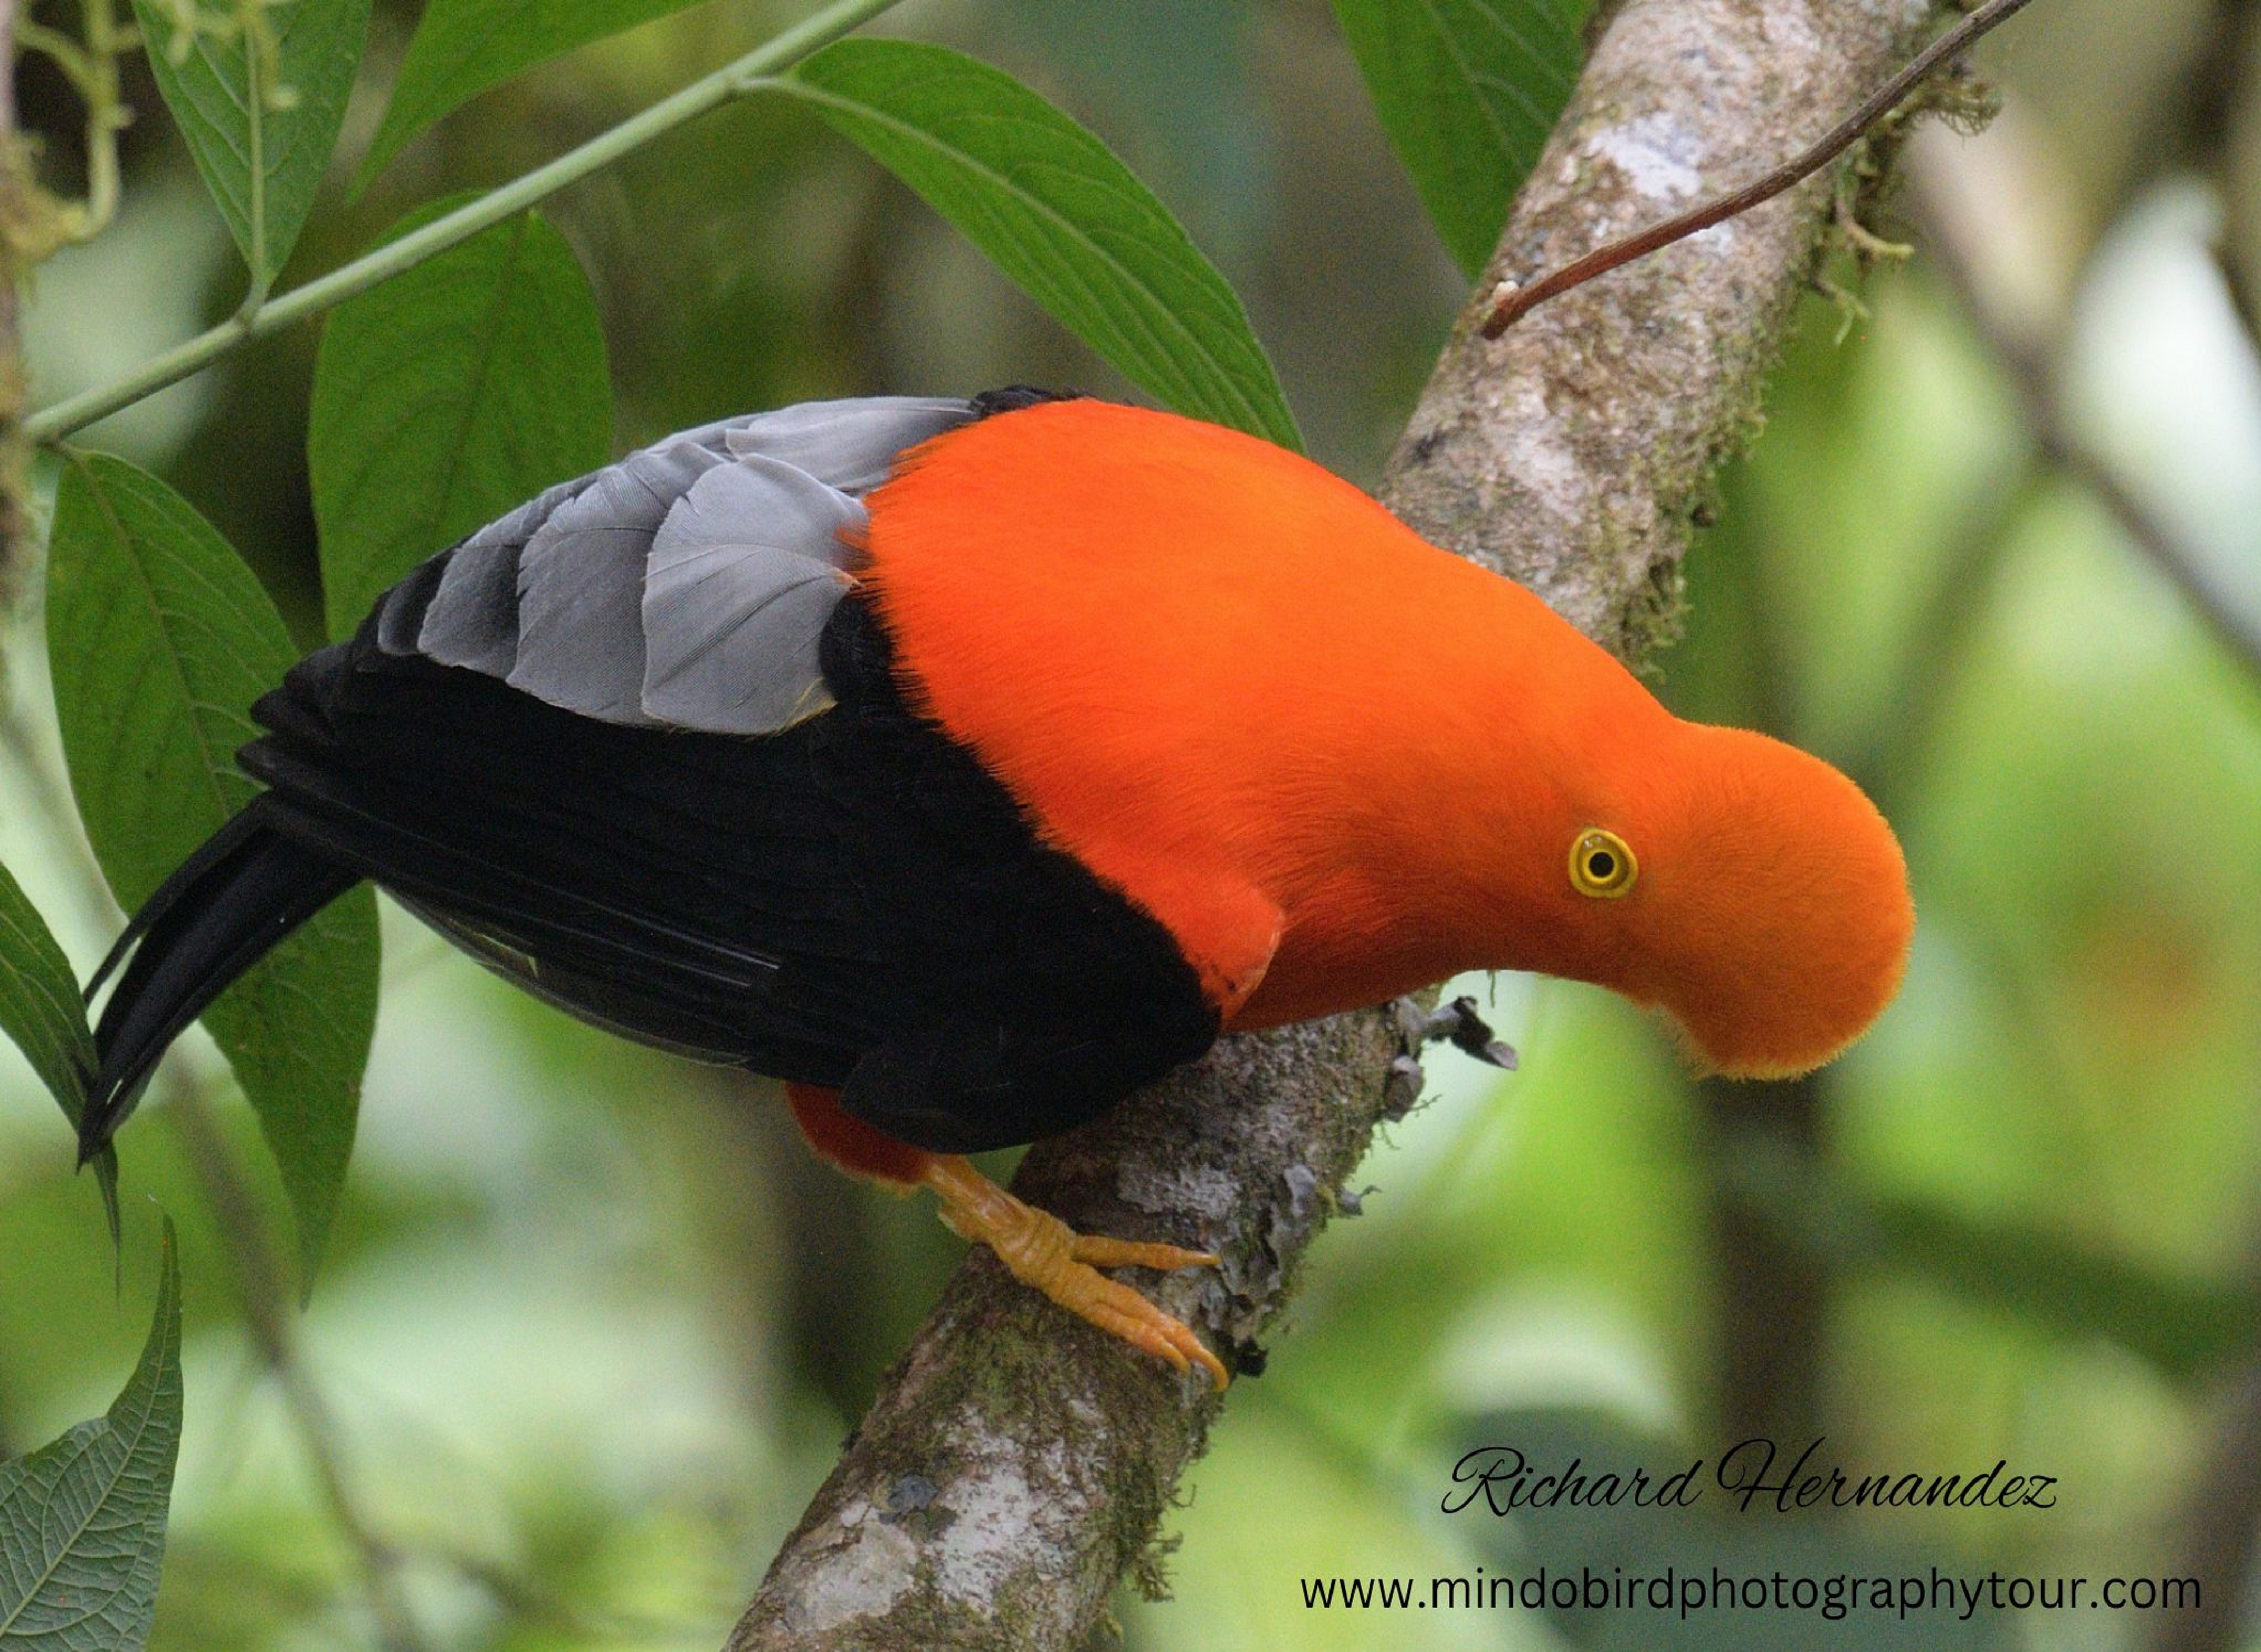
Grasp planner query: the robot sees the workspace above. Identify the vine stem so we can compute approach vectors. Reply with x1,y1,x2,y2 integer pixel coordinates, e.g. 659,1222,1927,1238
21,0,906,443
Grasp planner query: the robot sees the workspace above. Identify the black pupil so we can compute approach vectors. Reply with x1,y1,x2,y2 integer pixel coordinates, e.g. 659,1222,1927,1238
1588,851,1616,879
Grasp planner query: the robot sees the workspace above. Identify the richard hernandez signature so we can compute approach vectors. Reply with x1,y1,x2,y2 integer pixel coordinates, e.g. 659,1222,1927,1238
1444,1439,2059,1516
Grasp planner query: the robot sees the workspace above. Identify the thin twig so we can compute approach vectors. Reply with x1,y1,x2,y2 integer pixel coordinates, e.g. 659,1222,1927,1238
1913,144,2261,683
20,0,906,442
78,0,126,241
1481,0,2039,337
167,1084,431,1652
7,0,131,251
100,1039,687,1644
2194,0,2261,347
12,20,98,92
2054,448,2261,682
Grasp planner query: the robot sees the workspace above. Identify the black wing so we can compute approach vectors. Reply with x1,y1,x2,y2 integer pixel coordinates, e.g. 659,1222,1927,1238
241,593,1219,1152
85,388,1214,1157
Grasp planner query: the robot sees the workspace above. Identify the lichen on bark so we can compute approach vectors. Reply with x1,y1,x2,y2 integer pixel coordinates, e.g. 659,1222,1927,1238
728,3,1951,1648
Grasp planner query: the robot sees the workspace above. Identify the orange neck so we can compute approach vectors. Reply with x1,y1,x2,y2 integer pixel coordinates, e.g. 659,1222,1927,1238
862,400,1674,1027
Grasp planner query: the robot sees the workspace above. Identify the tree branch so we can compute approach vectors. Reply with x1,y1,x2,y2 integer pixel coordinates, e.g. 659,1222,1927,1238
727,2,1948,1646
1480,0,2033,336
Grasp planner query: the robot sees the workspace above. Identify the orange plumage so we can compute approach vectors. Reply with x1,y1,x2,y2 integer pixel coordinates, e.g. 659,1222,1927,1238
866,398,1912,1077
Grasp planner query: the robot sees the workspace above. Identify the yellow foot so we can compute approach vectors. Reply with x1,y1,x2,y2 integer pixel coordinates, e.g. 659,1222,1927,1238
920,1155,1228,1390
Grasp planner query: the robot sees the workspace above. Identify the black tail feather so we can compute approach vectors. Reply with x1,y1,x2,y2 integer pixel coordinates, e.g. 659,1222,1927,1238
84,804,300,1004
81,802,357,1163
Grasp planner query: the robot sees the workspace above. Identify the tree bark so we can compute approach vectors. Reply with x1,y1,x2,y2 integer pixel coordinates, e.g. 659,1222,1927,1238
727,1,1944,1646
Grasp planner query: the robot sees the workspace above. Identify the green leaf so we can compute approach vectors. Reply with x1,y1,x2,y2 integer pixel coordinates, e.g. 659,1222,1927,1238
356,0,704,192
777,39,1302,451
47,453,378,1281
0,1219,183,1652
0,862,95,1133
132,0,374,288
0,861,118,1237
1332,0,1591,277
310,201,612,642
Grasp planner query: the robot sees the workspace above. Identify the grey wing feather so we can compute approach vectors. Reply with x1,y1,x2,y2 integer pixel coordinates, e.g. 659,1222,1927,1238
396,393,975,734
639,454,866,732
374,555,446,658
718,396,971,493
414,537,521,673
507,442,726,722
415,476,584,671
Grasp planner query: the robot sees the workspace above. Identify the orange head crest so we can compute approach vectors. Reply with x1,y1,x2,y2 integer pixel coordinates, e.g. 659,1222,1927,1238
1533,721,1914,1079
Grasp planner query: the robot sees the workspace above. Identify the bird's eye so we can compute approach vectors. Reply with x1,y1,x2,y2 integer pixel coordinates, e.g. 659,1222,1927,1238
1569,829,1638,899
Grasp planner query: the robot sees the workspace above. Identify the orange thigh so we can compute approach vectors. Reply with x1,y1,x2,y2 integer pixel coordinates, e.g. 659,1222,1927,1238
785,1081,935,1189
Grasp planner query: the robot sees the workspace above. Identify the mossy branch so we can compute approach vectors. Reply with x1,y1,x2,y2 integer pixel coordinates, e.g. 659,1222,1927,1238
725,1,1953,1647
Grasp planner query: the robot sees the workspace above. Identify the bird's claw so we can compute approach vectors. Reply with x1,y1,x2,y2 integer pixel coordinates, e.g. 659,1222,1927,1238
923,1155,1228,1390
1050,1242,1228,1389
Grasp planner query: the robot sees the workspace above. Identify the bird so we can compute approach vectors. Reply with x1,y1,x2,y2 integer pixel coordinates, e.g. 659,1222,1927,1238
76,387,1914,1390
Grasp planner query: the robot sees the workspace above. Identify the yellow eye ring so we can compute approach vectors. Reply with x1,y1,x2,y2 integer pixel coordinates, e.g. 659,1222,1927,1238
1569,829,1638,899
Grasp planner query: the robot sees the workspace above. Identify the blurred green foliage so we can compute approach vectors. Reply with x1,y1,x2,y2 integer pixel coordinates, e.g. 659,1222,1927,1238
6,0,2261,1647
